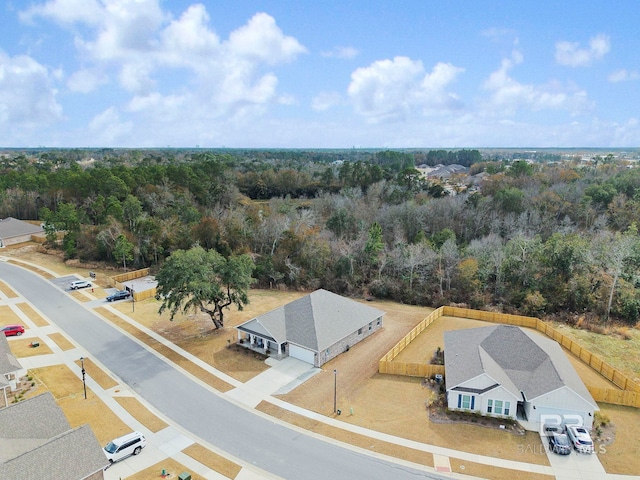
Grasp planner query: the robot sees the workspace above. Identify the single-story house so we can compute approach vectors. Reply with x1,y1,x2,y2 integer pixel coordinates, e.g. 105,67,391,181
236,289,385,367
444,325,598,430
0,217,45,247
0,392,108,479
0,334,25,406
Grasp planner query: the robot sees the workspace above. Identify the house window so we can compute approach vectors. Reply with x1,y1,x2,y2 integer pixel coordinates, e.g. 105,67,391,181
358,328,362,334
494,400,503,414
369,322,372,330
458,394,473,410
504,401,511,416
487,399,493,413
377,319,381,325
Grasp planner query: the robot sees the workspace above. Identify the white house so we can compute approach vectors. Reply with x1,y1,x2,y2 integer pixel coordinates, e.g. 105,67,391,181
444,325,598,430
236,289,385,367
0,335,25,407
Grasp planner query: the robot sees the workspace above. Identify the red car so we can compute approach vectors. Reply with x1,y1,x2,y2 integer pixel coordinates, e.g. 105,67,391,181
2,324,25,336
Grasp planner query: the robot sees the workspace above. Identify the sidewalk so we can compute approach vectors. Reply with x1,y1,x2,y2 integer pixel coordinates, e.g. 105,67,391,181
2,260,638,480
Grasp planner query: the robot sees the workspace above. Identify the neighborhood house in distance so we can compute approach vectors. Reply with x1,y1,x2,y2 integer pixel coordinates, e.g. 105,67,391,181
0,217,45,248
444,325,599,430
236,289,385,367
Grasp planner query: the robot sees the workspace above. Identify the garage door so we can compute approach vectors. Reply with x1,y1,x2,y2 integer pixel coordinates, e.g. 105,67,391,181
289,344,315,365
534,406,588,428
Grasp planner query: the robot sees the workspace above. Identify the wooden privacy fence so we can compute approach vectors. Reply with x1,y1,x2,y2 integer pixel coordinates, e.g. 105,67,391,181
379,305,640,407
588,387,640,408
110,268,149,285
109,268,155,302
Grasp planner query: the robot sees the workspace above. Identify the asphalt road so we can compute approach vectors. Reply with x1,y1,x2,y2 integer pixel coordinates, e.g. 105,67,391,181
1,262,446,480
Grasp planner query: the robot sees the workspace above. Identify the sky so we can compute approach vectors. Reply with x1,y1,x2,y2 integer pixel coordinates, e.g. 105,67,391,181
1,1,639,149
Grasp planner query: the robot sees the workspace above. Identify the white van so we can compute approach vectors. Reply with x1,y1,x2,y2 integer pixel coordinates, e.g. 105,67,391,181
103,431,146,464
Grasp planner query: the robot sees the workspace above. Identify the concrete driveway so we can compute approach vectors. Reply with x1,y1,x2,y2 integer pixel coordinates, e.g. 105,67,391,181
542,433,609,479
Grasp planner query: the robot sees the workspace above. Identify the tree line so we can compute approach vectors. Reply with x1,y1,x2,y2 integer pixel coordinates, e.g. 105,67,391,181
2,148,640,325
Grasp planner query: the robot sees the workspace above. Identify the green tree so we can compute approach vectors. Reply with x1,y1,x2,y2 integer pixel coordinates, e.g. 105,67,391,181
155,246,255,329
364,222,384,264
114,234,134,271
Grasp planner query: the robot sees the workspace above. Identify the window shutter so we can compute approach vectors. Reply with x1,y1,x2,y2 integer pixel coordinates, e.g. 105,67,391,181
470,396,475,410
457,394,462,408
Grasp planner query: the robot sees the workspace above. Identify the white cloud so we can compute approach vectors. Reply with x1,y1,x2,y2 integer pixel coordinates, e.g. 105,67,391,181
0,50,63,126
608,69,640,83
321,46,359,59
19,0,103,25
555,34,610,67
347,56,464,123
21,2,307,125
312,91,343,111
67,68,108,93
88,106,132,144
227,12,306,65
483,51,591,115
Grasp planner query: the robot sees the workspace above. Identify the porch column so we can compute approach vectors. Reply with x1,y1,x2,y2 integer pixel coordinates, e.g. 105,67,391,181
250,335,255,345
237,330,242,341
277,343,282,355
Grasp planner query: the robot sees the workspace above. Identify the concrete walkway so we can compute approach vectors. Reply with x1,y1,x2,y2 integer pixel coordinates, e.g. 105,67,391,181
2,256,639,480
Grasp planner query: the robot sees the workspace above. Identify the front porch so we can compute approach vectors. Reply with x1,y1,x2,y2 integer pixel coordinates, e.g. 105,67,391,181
237,331,287,361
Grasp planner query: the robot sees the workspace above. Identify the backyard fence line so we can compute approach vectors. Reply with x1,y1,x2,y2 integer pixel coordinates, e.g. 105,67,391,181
378,305,640,408
588,387,640,408
110,268,149,284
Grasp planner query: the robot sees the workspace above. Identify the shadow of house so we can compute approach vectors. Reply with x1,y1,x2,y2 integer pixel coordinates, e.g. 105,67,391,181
0,392,108,479
444,325,599,431
236,289,385,367
0,217,45,247
0,335,25,407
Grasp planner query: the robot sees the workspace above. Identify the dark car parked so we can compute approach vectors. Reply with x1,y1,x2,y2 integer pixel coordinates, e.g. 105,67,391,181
106,290,131,302
548,432,572,455
2,324,25,336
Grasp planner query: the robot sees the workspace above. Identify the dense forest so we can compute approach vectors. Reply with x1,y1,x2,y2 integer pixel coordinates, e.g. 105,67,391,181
3,147,640,325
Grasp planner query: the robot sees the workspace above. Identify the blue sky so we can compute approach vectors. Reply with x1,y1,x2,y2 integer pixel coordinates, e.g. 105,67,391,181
1,1,638,148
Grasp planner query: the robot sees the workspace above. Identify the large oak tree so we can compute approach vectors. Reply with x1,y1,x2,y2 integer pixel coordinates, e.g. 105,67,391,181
155,246,255,329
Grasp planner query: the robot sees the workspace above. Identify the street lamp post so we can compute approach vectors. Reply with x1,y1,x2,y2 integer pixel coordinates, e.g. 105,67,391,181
333,369,337,413
80,357,87,400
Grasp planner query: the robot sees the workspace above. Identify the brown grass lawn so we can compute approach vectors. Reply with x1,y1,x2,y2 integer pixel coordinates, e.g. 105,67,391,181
596,404,640,474
110,289,307,382
552,322,640,384
125,458,206,480
0,280,19,297
114,396,168,432
16,302,49,326
10,337,53,357
28,364,130,445
75,357,119,390
182,443,242,479
48,332,76,350
0,305,25,327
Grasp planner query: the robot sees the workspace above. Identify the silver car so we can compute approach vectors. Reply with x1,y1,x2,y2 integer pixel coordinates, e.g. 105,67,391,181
566,425,594,453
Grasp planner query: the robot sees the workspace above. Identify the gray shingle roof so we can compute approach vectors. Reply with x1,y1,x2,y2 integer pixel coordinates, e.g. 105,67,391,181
444,325,597,406
0,334,23,376
237,289,385,352
0,392,71,462
0,424,107,480
0,217,44,239
0,393,107,478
